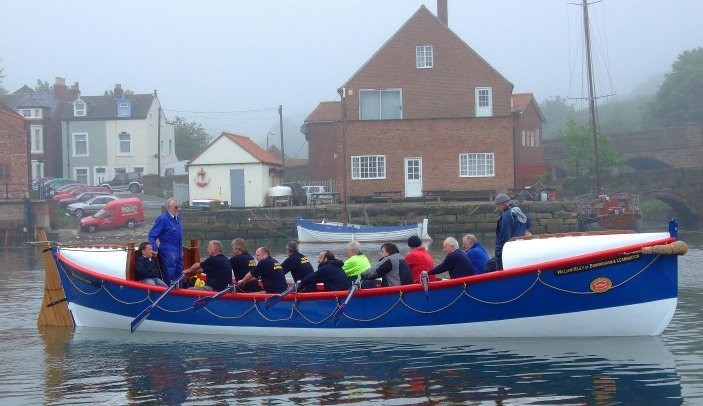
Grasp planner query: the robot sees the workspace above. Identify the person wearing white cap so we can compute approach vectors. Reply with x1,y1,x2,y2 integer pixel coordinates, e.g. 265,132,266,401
488,193,532,271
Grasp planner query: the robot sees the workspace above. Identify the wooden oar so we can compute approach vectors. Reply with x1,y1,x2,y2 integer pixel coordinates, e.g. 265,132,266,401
334,281,360,326
130,273,186,333
420,271,430,301
193,285,236,312
264,283,298,310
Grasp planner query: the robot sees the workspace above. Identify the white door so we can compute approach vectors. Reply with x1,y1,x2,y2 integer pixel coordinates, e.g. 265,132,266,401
404,157,422,198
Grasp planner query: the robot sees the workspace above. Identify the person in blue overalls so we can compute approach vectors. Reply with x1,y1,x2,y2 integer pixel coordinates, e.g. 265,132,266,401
148,198,183,285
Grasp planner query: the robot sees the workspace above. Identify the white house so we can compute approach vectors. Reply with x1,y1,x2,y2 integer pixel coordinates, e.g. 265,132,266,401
188,132,284,207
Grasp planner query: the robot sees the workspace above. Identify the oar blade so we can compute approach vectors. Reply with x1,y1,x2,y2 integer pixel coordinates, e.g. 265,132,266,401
420,271,429,301
265,284,296,310
130,305,154,333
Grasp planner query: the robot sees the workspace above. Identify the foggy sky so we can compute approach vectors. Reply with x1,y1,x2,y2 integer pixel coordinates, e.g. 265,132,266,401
2,0,701,158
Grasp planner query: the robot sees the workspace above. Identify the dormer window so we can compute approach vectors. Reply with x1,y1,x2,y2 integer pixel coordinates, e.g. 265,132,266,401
73,99,86,117
117,98,131,117
416,45,433,68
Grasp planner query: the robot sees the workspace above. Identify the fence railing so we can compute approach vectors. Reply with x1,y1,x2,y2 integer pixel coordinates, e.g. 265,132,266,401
300,179,337,193
1,183,29,200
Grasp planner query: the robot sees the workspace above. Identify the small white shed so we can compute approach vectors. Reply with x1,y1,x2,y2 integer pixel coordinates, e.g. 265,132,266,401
187,132,284,207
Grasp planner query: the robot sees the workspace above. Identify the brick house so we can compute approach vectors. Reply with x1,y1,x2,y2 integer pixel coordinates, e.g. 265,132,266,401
0,103,28,197
303,2,545,201
0,77,76,180
512,93,547,187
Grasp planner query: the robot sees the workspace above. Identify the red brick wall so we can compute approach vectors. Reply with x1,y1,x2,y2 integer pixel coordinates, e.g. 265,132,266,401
344,9,513,121
0,111,29,195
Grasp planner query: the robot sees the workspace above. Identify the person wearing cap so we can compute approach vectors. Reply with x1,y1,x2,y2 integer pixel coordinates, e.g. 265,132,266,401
424,237,475,279
405,235,436,283
490,193,532,271
462,234,489,274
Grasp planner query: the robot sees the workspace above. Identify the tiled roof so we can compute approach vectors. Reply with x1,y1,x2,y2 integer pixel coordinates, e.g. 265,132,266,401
304,101,341,123
0,88,59,112
61,94,155,120
512,93,545,122
223,132,283,166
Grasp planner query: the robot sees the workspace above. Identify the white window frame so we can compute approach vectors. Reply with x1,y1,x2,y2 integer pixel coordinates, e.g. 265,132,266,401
459,153,495,177
117,101,130,117
475,87,493,117
34,109,42,118
351,155,386,180
30,125,43,153
20,109,32,118
416,45,433,68
73,99,86,117
168,139,173,155
31,160,44,180
72,132,89,157
359,89,402,120
73,167,89,185
117,132,133,156
132,165,145,174
113,166,128,178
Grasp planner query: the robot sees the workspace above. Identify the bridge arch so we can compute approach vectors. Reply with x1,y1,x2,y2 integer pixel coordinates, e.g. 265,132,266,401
639,190,700,229
619,157,672,171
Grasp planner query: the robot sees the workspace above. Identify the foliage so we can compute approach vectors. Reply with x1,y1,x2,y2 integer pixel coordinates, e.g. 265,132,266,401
34,79,53,92
560,118,618,178
103,88,135,96
171,116,211,160
540,96,578,139
644,47,703,128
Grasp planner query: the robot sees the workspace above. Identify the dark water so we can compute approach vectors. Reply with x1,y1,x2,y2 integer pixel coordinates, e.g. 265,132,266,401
1,231,702,404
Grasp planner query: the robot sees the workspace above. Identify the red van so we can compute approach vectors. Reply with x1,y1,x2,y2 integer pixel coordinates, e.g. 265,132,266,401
80,197,144,233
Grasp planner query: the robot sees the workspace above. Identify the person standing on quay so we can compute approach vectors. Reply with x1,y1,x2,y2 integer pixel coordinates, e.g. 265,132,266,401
147,198,183,285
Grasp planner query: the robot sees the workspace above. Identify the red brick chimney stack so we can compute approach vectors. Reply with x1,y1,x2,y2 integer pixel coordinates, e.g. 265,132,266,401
113,83,123,99
54,77,66,100
437,0,448,26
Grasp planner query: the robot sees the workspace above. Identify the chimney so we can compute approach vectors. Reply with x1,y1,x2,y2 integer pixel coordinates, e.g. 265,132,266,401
437,0,448,26
113,83,123,99
54,77,67,100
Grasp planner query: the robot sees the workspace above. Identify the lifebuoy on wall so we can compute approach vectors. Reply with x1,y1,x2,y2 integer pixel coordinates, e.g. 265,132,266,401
195,167,210,187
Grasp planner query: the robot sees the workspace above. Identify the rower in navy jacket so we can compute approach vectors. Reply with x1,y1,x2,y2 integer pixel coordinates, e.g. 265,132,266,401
281,240,314,283
298,250,352,292
426,237,476,279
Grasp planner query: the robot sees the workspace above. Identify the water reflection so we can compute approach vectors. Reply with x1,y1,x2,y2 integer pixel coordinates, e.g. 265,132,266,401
37,329,681,404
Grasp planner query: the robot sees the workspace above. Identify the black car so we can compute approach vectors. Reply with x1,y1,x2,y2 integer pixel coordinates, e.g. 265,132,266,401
100,172,143,193
282,182,306,205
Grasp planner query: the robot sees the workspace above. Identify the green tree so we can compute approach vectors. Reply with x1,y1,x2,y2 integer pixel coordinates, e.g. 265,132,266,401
540,96,578,139
560,118,618,178
645,47,703,128
171,116,211,160
34,79,53,92
103,88,134,96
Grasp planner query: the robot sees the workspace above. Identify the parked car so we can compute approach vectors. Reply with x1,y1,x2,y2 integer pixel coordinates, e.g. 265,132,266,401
282,182,306,205
100,172,143,193
161,160,189,176
80,197,144,233
41,179,80,198
67,195,121,217
53,185,110,202
58,190,111,208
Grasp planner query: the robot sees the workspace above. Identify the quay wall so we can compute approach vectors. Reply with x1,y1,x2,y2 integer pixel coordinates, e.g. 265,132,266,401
181,201,578,251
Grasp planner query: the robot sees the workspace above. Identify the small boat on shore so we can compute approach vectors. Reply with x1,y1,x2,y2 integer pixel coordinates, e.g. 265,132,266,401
296,217,431,243
42,220,685,338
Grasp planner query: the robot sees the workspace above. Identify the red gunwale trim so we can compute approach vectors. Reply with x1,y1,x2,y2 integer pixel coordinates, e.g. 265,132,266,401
55,236,675,303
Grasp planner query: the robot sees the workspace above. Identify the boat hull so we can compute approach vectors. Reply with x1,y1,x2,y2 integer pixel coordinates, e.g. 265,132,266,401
296,217,430,243
53,234,679,337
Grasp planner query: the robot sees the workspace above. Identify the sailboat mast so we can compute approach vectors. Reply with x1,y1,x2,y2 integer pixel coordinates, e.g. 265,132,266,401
582,0,601,192
338,87,349,221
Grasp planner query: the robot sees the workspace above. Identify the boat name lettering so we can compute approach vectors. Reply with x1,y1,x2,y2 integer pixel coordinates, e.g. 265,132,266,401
555,253,642,276
69,269,102,287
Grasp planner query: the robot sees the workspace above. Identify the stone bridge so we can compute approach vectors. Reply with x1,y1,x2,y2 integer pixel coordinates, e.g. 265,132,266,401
545,122,703,228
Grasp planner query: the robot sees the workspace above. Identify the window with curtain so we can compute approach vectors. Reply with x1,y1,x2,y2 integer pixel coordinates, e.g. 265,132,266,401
360,89,401,120
73,133,88,156
118,132,132,155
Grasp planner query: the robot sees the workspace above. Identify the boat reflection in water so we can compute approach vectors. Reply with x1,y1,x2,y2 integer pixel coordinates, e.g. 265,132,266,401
41,328,681,404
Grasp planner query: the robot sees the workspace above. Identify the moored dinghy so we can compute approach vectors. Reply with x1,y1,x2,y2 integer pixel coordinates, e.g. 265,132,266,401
46,220,685,337
296,217,431,243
